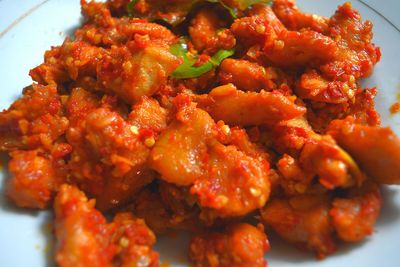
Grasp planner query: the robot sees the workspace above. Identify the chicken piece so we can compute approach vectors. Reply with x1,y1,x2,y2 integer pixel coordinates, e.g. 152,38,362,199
230,3,290,48
149,107,215,186
111,212,159,267
277,154,314,195
65,87,101,123
260,194,336,259
189,223,269,267
327,2,380,79
65,88,104,195
218,59,292,92
189,7,235,55
66,88,154,210
196,84,306,127
74,2,181,104
233,7,335,69
272,117,365,189
231,15,278,48
248,4,286,33
345,88,380,127
84,107,150,176
272,0,329,33
271,116,318,155
79,0,176,47
66,93,102,184
0,84,68,151
219,126,271,162
76,17,177,47
218,59,267,91
58,39,106,81
189,125,271,218
327,117,400,184
75,106,154,210
54,185,159,267
305,87,380,133
54,184,116,267
97,44,181,104
129,96,168,134
119,20,177,45
29,46,70,85
295,3,380,105
31,38,107,89
296,69,354,104
330,182,382,242
192,142,270,218
299,135,365,189
151,99,271,217
6,150,65,209
263,30,338,69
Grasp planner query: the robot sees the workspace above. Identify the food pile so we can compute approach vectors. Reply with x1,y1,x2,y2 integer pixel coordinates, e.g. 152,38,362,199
1,0,400,266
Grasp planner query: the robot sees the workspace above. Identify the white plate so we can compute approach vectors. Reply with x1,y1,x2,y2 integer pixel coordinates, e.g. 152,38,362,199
1,1,400,266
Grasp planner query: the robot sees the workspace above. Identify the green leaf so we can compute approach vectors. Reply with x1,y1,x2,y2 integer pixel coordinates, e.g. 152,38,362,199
170,39,234,79
208,0,272,17
126,0,139,18
209,49,235,66
170,39,197,74
237,0,272,10
200,0,272,19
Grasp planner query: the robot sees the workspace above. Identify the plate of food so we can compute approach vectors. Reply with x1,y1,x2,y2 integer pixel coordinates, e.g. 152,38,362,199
1,0,400,267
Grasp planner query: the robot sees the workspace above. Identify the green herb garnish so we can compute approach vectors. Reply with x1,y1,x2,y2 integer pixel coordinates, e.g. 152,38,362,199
170,39,234,79
126,0,139,18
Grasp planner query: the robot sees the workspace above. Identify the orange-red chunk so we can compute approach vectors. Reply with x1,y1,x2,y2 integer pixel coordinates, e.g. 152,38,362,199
272,0,329,32
260,194,336,259
54,184,158,267
189,7,236,55
328,117,400,185
197,84,306,127
6,150,64,209
0,84,68,151
192,142,270,218
54,184,116,267
218,59,292,92
149,107,214,186
189,223,269,267
330,182,382,242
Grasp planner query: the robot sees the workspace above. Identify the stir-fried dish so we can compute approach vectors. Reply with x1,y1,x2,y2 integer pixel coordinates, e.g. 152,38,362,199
1,0,399,266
